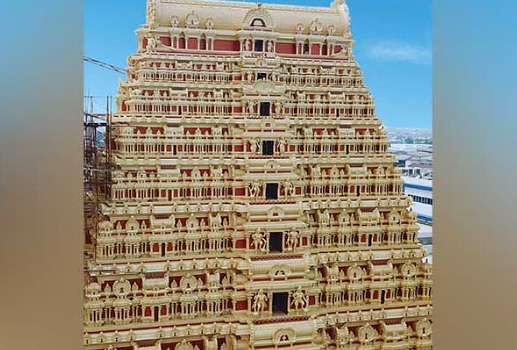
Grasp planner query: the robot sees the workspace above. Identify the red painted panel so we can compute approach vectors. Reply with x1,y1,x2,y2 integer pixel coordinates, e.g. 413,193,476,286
235,300,247,310
235,239,246,249
187,37,198,50
276,42,296,54
311,43,320,55
234,188,245,196
214,39,240,51
160,36,171,46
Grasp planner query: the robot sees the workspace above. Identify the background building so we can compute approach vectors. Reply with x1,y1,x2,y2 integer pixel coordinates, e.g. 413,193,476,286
83,1,433,349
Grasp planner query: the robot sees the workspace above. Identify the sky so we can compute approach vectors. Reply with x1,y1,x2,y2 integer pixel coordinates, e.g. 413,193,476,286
84,0,432,128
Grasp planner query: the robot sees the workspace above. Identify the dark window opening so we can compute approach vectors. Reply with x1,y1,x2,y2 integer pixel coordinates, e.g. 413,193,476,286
255,40,264,52
257,72,267,80
368,235,373,247
266,183,278,200
381,290,386,304
272,292,288,315
269,232,283,252
303,43,309,55
262,140,274,155
161,243,166,257
260,102,270,116
154,306,159,322
336,109,339,118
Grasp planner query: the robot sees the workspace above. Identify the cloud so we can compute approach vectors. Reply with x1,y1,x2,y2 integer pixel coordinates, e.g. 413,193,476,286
368,41,432,65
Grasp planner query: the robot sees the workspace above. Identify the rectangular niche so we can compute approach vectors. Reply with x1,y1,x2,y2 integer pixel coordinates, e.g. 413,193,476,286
260,102,271,116
272,292,289,315
265,183,278,200
269,231,283,252
262,140,274,155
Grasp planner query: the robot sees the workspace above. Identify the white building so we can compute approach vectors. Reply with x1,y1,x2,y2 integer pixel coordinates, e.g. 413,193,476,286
403,176,432,224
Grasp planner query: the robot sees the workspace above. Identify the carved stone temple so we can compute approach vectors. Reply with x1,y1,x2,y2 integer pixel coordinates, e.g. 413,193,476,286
83,1,433,349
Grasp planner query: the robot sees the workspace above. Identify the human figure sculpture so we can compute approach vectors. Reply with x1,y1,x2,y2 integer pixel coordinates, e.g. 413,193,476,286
250,138,258,153
291,286,308,311
244,39,251,51
275,101,283,116
286,229,299,251
319,209,330,227
252,229,267,252
248,181,261,198
209,213,221,231
282,180,295,198
204,336,219,350
146,36,158,53
267,41,274,52
252,289,268,315
247,101,256,114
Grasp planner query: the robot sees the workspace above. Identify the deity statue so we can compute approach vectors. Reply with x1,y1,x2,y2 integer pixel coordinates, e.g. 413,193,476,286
204,336,219,350
252,289,268,315
282,180,295,198
278,138,288,153
252,228,267,252
275,101,283,115
291,286,308,311
243,39,251,51
250,138,258,153
285,229,299,251
209,213,222,230
247,101,256,114
267,41,274,52
319,209,330,227
248,181,261,198
145,35,158,53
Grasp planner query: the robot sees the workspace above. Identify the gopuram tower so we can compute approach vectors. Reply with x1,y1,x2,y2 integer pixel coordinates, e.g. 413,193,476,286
84,1,433,350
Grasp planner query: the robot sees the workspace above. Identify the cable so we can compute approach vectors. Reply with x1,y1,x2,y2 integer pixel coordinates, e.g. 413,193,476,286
84,56,125,74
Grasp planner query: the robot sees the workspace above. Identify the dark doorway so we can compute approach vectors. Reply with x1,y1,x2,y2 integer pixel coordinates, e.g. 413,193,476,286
260,102,271,116
269,232,283,252
262,140,274,155
257,72,267,80
368,234,373,247
265,183,278,200
161,243,166,257
381,290,386,304
154,306,159,322
272,292,288,315
254,40,264,52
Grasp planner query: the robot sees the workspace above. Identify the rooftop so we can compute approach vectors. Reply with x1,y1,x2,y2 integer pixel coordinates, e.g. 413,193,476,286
150,0,351,35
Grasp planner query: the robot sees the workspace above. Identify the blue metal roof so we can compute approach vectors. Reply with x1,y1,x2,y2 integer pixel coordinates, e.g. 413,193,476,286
403,183,433,192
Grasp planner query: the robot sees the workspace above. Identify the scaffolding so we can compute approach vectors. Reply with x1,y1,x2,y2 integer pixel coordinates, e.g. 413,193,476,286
83,95,113,264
